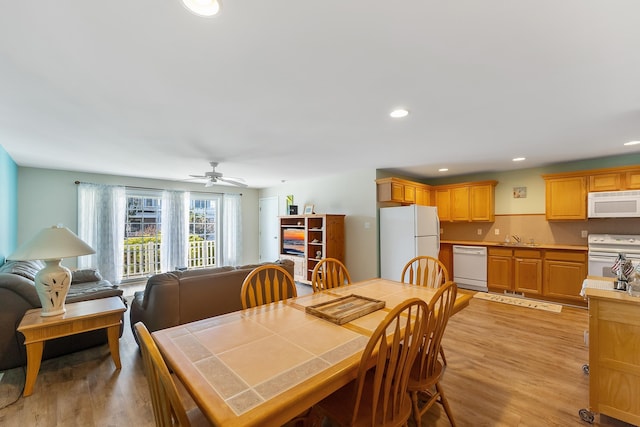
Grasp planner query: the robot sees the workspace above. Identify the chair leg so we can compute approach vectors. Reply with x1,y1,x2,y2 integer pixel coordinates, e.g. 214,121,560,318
439,347,447,366
436,382,456,427
410,390,422,427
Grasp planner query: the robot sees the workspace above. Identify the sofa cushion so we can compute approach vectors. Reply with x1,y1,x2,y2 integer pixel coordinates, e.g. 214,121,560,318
71,268,103,284
0,260,45,281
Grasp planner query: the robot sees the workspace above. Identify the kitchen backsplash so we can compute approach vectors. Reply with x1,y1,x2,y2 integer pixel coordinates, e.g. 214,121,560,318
441,215,640,246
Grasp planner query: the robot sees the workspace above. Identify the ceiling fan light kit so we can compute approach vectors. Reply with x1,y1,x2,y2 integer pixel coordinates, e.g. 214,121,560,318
189,162,248,188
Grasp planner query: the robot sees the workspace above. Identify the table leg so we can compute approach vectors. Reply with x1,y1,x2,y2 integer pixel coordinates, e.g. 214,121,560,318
23,341,44,397
107,325,122,369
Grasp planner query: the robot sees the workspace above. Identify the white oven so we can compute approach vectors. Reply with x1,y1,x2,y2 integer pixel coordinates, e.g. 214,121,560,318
588,234,640,278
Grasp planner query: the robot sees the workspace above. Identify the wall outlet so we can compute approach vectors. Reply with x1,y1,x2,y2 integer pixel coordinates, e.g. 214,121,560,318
477,228,482,235
494,228,500,235
581,230,588,238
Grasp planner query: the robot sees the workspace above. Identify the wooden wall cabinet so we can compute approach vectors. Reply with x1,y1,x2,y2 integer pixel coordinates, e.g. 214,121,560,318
279,214,345,284
436,181,497,222
542,251,586,304
543,175,587,220
435,188,451,221
588,166,640,192
376,177,430,206
488,247,542,295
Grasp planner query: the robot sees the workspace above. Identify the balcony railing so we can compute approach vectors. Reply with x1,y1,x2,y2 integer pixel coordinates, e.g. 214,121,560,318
123,240,216,279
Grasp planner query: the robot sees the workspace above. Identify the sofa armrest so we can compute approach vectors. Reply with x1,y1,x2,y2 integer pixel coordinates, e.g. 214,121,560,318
0,273,40,307
130,272,181,335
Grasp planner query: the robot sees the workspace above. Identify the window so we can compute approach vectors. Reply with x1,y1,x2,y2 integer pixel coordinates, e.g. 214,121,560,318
124,190,162,278
188,195,221,268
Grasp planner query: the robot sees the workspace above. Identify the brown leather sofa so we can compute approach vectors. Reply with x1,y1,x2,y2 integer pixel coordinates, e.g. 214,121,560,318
0,260,124,371
129,259,294,340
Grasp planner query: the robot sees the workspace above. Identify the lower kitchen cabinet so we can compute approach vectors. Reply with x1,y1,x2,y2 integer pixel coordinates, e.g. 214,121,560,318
543,251,587,305
488,247,542,295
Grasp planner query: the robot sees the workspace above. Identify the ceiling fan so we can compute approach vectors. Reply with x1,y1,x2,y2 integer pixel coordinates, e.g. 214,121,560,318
189,162,248,188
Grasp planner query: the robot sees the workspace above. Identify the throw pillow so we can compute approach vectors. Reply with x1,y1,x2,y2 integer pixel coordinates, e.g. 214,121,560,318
0,260,46,281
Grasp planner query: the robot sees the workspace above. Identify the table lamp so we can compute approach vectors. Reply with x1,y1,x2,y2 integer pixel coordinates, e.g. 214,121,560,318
8,225,96,316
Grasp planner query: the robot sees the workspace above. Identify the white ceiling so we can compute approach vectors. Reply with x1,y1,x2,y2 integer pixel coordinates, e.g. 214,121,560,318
1,1,639,188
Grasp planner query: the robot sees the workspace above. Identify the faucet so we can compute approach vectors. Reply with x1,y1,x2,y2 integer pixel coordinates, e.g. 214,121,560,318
512,235,521,244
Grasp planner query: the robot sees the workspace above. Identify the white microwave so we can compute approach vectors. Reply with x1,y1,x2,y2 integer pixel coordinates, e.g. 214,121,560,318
588,190,640,218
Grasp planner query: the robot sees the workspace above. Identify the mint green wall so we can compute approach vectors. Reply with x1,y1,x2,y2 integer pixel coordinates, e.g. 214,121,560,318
0,145,18,263
18,167,261,268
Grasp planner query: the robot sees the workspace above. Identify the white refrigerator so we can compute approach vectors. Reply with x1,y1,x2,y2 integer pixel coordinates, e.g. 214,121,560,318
379,205,440,281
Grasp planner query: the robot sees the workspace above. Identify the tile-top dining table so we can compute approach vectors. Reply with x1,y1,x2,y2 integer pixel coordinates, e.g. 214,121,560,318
152,278,472,427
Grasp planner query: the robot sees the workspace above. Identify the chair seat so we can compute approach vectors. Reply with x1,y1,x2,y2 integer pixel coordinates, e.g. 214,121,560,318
407,360,444,392
317,370,413,427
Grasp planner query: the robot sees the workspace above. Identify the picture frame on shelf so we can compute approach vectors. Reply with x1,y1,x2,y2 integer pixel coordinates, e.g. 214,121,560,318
288,205,298,215
304,204,314,214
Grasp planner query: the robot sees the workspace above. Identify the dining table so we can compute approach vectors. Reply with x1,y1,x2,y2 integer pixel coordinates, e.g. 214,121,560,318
152,278,472,427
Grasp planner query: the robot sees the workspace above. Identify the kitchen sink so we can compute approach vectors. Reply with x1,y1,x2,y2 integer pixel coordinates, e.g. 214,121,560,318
498,242,540,247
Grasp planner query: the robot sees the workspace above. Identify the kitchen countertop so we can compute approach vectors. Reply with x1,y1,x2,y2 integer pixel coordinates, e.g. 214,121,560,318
441,240,588,251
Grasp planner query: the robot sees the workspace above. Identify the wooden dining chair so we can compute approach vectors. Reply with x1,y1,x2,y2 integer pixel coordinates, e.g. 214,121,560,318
407,281,458,427
314,298,429,427
311,258,352,293
401,256,449,288
134,322,212,427
240,264,298,309
401,255,450,367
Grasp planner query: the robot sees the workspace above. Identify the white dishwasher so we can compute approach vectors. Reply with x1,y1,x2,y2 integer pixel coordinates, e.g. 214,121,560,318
453,245,488,292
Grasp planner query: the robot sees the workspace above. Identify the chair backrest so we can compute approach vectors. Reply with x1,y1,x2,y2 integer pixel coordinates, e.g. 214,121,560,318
240,264,298,309
350,298,429,425
412,281,458,383
401,256,449,288
134,322,191,427
311,258,352,293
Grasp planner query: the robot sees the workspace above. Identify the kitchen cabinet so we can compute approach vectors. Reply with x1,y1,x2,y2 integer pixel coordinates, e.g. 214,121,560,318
376,177,430,206
588,167,640,191
543,250,586,304
435,181,497,222
488,247,542,295
543,175,587,220
438,243,453,279
583,288,640,426
435,188,451,221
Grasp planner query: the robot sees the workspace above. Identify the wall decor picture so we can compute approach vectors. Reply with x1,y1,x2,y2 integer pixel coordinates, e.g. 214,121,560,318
513,187,527,198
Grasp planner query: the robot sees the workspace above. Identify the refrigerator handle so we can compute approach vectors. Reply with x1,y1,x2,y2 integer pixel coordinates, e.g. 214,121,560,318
436,214,440,250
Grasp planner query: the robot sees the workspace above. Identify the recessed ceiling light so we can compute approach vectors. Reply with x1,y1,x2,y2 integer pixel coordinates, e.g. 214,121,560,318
181,0,221,17
438,168,449,172
512,157,526,162
624,140,640,146
390,109,409,118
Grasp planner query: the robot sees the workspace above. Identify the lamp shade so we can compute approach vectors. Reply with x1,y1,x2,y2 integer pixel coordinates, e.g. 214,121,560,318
8,225,95,261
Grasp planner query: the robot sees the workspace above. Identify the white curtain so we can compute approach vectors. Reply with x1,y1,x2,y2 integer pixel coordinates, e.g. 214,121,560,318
77,183,126,284
222,193,242,266
161,190,190,272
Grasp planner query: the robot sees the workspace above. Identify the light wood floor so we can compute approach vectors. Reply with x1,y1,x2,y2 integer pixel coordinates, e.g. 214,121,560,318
0,288,635,427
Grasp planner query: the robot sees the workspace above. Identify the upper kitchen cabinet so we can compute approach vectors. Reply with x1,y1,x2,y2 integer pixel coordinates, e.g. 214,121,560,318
376,177,431,206
435,181,497,222
589,166,640,191
543,173,587,221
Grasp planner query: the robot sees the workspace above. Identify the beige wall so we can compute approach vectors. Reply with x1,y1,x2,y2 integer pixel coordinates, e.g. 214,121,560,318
259,169,378,282
17,167,260,268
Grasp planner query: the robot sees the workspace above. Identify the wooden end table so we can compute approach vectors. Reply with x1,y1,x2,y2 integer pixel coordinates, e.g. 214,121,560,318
17,296,127,396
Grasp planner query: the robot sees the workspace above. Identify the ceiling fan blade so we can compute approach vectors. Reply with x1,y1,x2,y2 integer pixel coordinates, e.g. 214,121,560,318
218,176,248,188
189,174,208,179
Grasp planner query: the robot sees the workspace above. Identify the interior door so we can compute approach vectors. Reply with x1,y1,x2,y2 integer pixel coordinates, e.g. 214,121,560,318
259,197,279,262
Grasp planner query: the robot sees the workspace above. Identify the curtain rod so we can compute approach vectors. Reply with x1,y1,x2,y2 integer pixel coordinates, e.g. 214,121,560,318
74,181,242,196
